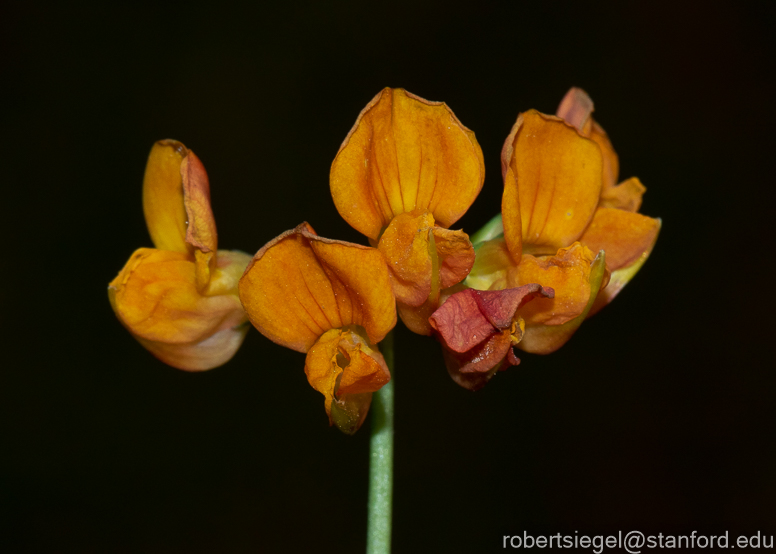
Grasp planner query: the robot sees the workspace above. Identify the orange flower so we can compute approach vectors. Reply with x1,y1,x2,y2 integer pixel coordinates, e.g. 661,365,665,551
238,223,396,434
434,88,660,386
330,88,485,334
109,140,252,371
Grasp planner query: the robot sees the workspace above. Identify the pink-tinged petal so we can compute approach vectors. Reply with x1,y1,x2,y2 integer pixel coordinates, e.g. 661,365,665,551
517,250,608,354
556,87,594,133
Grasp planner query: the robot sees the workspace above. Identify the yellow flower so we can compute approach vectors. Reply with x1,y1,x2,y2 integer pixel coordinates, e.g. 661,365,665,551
109,140,251,371
330,88,485,334
238,223,396,434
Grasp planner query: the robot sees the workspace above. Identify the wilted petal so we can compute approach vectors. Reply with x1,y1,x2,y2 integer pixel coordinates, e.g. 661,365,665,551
509,242,597,326
430,285,552,353
108,248,248,371
304,327,390,434
180,151,218,254
430,288,499,353
501,110,603,260
330,88,485,240
517,251,608,354
441,331,514,391
599,176,646,212
238,223,396,353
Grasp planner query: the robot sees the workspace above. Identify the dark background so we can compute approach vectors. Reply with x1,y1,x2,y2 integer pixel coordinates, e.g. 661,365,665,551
3,1,775,552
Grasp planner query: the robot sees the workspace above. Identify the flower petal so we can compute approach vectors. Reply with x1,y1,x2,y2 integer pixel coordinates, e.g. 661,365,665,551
556,87,594,133
108,248,247,370
142,141,189,253
440,331,514,391
377,211,434,307
432,226,475,289
430,285,552,353
465,237,512,291
429,288,499,353
304,328,390,434
599,176,646,212
239,224,396,352
142,140,218,257
589,121,620,193
587,216,661,315
508,242,597,326
579,208,660,272
135,324,248,372
517,250,608,354
330,88,485,240
501,110,603,259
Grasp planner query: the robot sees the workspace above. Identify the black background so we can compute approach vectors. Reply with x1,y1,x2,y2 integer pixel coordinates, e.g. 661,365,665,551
3,1,776,552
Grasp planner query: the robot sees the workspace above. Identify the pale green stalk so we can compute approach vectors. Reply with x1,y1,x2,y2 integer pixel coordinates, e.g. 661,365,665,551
366,330,394,554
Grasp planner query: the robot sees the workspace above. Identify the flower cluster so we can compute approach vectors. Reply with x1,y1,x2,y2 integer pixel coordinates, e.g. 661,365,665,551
109,87,659,431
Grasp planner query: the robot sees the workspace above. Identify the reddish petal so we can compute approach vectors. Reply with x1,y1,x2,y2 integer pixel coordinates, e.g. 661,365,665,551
429,285,553,353
440,331,514,391
429,289,497,353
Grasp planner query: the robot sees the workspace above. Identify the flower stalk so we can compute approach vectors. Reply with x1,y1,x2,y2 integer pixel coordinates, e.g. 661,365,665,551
366,330,394,554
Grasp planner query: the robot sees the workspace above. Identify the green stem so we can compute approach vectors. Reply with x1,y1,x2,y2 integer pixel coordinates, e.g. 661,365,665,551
367,330,394,554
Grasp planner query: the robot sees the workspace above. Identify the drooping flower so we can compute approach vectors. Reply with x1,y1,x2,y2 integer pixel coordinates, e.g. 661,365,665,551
330,88,485,334
429,284,554,390
238,223,396,434
434,88,660,387
109,140,252,371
